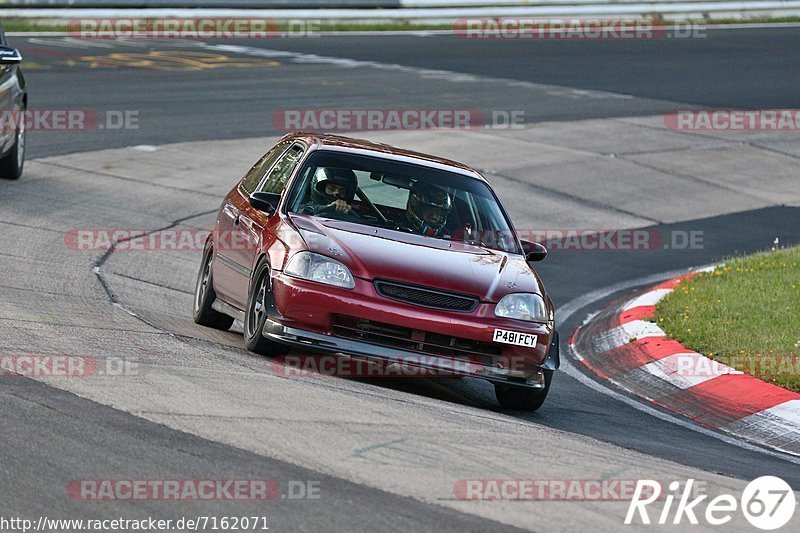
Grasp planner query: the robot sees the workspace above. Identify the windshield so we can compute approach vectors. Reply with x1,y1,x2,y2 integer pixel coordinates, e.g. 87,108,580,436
287,150,521,254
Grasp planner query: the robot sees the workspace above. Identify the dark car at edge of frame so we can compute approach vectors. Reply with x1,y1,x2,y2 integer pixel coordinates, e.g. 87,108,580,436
0,23,26,181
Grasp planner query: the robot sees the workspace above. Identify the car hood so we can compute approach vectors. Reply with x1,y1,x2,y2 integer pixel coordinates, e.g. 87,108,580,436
289,214,543,302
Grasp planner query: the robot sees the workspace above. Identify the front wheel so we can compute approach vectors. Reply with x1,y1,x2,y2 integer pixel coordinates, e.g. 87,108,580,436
193,241,234,330
0,108,25,181
243,259,289,356
494,370,553,411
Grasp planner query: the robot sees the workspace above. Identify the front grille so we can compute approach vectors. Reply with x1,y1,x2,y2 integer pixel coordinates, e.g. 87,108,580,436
332,315,500,365
374,280,479,312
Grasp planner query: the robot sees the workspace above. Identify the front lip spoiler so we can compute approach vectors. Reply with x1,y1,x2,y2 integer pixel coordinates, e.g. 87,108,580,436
262,320,550,388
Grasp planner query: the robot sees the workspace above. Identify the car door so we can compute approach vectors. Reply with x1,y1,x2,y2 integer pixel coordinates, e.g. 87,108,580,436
234,142,306,299
213,142,290,307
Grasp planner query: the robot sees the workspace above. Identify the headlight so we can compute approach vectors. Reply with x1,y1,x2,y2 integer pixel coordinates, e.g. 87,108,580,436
494,293,548,322
284,251,355,289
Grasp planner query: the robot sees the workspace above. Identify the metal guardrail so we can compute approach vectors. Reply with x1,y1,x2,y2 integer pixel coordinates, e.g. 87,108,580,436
2,0,797,6
1,1,400,6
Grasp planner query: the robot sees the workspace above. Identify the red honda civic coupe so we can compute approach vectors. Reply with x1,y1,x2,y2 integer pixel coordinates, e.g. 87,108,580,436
194,132,559,410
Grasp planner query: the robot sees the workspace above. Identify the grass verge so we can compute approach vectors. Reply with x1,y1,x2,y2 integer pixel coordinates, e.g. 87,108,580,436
655,244,800,392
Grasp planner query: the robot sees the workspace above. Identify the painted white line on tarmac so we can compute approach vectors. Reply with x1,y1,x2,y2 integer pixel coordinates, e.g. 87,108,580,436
26,37,110,49
622,288,672,309
642,353,742,389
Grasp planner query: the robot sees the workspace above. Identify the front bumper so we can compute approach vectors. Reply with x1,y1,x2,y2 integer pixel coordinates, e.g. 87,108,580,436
265,272,559,388
263,320,555,388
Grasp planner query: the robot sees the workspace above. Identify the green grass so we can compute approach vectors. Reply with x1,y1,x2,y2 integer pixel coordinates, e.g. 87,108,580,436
2,16,800,34
655,245,800,392
3,19,69,33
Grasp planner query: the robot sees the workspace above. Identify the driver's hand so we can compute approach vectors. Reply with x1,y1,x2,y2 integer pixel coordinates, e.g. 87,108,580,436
330,199,352,213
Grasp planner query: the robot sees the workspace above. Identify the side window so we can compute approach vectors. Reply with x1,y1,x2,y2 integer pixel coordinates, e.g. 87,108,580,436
240,143,288,194
260,144,304,194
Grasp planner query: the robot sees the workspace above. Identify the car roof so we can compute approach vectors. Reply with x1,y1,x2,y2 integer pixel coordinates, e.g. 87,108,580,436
278,131,488,183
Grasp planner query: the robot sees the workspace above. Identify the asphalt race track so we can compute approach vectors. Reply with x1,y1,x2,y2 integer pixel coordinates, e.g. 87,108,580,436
1,28,799,531
21,27,800,159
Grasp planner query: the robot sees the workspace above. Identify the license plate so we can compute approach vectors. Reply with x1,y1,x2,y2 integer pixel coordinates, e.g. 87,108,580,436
492,329,537,348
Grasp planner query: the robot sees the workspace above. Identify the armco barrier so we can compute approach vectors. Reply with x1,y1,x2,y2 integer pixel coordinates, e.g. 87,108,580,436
1,1,400,6
0,0,792,4
3,0,799,6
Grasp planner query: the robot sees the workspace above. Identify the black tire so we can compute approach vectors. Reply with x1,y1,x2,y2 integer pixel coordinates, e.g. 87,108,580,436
494,369,553,411
0,108,25,181
243,259,289,356
193,241,234,330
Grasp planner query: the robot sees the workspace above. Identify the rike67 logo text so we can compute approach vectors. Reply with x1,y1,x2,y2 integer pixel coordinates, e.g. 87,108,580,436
626,477,795,530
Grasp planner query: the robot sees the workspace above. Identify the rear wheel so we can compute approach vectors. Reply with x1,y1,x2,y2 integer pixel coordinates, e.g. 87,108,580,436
193,241,234,330
0,108,25,181
494,370,553,411
244,259,289,356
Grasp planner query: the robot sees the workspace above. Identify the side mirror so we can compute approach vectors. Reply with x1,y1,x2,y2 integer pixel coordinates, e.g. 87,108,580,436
249,191,281,215
0,47,22,65
521,240,547,262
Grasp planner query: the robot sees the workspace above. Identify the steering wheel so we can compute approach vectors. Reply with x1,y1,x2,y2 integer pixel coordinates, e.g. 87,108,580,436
318,202,367,222
354,188,389,225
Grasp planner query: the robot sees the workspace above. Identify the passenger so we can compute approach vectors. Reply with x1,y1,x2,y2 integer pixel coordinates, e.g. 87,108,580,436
402,181,452,238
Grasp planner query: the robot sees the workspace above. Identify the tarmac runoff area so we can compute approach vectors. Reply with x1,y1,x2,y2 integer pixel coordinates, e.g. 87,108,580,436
2,115,800,531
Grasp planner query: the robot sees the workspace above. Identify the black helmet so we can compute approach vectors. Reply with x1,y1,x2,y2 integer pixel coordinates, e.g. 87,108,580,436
310,167,358,205
406,181,452,237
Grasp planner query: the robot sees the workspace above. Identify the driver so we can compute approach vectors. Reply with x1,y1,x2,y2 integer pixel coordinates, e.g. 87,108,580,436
301,167,358,216
403,181,452,238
